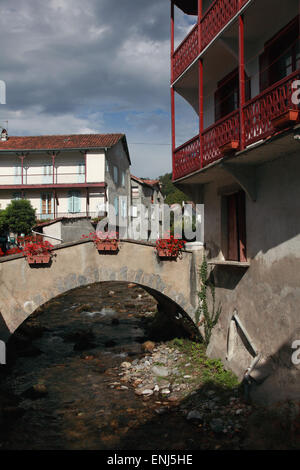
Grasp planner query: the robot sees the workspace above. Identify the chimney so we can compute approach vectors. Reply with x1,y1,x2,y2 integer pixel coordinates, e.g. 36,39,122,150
1,129,8,141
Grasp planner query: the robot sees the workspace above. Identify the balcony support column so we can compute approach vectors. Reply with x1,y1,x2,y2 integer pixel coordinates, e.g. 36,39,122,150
198,0,203,169
171,1,176,179
52,154,56,185
199,59,204,168
239,12,246,150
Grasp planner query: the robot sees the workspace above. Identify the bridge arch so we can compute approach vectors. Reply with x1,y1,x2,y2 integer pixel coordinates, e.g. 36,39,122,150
0,239,199,341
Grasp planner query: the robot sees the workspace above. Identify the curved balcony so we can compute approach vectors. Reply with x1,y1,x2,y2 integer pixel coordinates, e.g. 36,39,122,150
202,110,240,166
172,0,246,82
173,135,200,180
173,24,199,82
173,72,300,180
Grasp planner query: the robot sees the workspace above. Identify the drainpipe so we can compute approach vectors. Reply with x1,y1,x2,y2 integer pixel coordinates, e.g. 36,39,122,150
232,312,261,399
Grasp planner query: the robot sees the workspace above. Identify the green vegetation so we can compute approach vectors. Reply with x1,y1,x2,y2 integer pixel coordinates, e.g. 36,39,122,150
159,173,189,205
0,200,36,235
167,338,239,390
196,256,222,347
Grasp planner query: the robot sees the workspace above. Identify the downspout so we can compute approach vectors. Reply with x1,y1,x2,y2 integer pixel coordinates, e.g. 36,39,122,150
232,312,261,399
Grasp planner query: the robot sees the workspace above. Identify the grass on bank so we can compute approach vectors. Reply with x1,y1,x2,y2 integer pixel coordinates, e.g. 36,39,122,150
166,337,239,391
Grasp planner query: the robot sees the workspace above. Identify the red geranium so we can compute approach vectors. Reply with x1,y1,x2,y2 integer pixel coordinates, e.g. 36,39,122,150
156,232,186,258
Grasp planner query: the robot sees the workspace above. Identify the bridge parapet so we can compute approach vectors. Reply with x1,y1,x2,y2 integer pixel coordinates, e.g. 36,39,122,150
0,239,203,340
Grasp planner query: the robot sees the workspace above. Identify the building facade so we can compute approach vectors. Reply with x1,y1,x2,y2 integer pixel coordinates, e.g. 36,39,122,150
130,175,164,209
170,0,300,404
0,133,131,224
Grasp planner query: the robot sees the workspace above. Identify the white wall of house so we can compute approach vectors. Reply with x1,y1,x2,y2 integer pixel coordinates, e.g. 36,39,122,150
86,152,105,183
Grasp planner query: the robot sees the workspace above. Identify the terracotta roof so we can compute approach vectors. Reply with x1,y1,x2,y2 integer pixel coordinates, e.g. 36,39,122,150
131,174,160,188
0,133,125,151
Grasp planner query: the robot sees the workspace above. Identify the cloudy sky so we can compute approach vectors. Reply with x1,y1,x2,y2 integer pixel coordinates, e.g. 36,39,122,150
0,0,198,178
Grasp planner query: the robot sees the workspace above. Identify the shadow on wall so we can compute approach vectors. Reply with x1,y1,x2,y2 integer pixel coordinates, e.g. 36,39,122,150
208,265,248,290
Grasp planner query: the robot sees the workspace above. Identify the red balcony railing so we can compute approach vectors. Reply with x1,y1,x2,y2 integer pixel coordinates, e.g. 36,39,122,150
202,110,240,166
173,72,300,179
244,71,300,146
172,0,243,81
173,24,199,81
173,135,200,180
201,0,239,50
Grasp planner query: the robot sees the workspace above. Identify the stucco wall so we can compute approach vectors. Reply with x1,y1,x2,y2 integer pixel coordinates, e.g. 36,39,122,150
203,151,300,405
105,141,131,227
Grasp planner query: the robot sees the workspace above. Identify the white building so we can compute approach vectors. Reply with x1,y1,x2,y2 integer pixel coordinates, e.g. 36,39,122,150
0,132,131,223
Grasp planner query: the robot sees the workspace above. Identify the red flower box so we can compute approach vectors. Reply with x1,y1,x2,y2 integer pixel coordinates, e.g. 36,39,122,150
271,110,299,129
22,237,54,266
94,239,119,252
155,234,186,260
26,254,52,265
156,247,178,259
82,231,119,253
219,140,240,155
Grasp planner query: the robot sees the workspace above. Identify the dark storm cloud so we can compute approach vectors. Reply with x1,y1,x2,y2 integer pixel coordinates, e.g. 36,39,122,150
0,0,172,114
0,0,196,176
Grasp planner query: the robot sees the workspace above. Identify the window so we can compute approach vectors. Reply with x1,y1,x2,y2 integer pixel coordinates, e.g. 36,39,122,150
121,198,127,218
40,193,53,219
12,192,22,200
14,165,22,184
131,186,139,199
68,190,81,213
225,190,246,262
121,171,125,187
78,163,85,183
215,68,251,121
259,16,299,92
114,196,119,216
43,164,52,184
113,166,118,184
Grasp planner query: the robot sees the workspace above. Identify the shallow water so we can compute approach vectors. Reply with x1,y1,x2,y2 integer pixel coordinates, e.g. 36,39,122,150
0,282,200,450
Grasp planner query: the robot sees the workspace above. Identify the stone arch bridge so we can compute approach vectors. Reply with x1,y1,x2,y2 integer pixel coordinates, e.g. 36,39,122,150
0,239,202,341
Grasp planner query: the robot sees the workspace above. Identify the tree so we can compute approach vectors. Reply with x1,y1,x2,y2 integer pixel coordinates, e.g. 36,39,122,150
159,173,189,205
4,199,36,235
0,210,8,234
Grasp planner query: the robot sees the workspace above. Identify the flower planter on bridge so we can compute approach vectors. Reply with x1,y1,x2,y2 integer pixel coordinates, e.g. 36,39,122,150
26,253,52,265
94,239,119,253
156,247,178,260
156,235,186,261
271,110,299,130
23,238,54,266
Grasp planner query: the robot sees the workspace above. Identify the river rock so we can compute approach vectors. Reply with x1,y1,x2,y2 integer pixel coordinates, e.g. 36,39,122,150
22,384,48,399
142,341,155,353
121,361,131,369
186,410,203,421
210,418,224,433
152,365,169,377
142,389,154,396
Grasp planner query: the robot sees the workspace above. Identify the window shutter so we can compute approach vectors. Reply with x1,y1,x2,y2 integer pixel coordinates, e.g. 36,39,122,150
74,191,81,213
68,191,73,213
114,196,119,216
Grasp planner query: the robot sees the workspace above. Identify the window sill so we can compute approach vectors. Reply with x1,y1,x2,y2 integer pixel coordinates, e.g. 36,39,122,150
207,259,250,268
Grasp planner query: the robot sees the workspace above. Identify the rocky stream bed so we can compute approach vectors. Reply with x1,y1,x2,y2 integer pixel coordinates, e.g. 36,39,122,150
0,282,299,450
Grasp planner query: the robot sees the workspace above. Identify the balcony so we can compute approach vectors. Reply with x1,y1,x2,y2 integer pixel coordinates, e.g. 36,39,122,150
172,0,247,82
173,71,300,180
